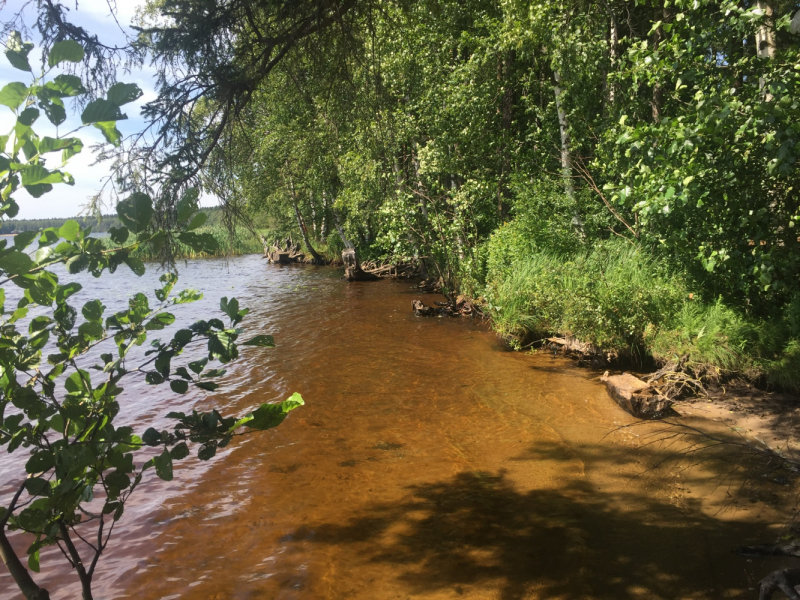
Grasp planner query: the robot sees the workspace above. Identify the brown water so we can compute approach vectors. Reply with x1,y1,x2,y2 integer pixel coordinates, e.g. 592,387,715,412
0,256,795,600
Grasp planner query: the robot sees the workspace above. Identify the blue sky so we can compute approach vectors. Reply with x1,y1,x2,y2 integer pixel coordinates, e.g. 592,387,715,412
1,0,215,220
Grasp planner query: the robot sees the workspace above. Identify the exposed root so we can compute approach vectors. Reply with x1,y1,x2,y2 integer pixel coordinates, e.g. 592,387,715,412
758,568,800,600
646,364,708,400
360,259,421,279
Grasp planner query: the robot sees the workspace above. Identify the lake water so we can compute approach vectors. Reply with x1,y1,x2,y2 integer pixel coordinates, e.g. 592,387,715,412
0,255,794,599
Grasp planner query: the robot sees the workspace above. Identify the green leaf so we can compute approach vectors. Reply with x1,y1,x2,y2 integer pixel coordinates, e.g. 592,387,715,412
106,82,143,106
124,256,145,277
28,550,39,573
153,449,173,481
229,392,304,433
78,321,103,339
82,299,104,322
17,107,39,126
116,192,153,234
6,50,31,72
178,231,219,254
20,165,70,187
145,312,175,330
0,250,33,275
197,442,217,461
170,380,189,394
66,254,89,277
170,442,190,460
25,451,54,474
55,282,82,303
45,75,86,98
59,220,81,241
47,40,84,67
177,188,199,221
142,427,161,446
173,328,193,344
104,470,131,492
0,82,28,110
81,99,125,124
220,297,239,320
40,100,64,128
93,121,123,146
242,334,275,347
195,381,219,391
145,372,164,384
186,212,207,230
109,226,129,244
62,138,83,162
188,357,208,374
38,136,77,154
64,369,90,393
14,231,37,250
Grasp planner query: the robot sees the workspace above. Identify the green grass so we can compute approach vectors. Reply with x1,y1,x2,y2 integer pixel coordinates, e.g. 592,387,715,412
484,239,800,392
105,224,265,260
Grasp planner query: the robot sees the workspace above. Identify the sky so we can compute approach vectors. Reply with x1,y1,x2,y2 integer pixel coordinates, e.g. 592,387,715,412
0,0,215,220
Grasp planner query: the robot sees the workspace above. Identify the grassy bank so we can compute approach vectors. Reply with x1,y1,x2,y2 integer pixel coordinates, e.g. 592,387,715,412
483,239,800,392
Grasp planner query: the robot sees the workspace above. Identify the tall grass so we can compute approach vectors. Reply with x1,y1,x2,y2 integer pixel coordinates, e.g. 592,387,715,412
105,224,265,260
485,239,800,391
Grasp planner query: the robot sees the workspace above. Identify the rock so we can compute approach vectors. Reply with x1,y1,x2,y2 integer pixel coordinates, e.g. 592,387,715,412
412,300,436,317
601,372,672,419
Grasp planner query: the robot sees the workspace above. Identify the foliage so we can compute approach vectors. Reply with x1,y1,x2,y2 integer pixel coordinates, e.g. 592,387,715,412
599,0,800,307
486,240,688,356
0,38,302,600
486,237,800,390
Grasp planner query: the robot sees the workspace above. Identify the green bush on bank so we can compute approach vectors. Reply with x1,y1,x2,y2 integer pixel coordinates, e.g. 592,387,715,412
484,238,800,392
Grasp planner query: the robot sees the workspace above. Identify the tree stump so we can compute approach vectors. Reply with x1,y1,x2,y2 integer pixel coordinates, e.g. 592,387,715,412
342,248,378,281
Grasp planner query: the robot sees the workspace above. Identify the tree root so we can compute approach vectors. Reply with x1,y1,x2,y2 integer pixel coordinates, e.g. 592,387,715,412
758,568,800,600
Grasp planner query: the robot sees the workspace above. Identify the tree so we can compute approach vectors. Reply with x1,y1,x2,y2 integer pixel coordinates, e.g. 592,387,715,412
0,38,303,600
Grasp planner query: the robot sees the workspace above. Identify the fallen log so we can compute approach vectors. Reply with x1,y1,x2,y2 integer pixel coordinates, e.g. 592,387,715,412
601,372,673,419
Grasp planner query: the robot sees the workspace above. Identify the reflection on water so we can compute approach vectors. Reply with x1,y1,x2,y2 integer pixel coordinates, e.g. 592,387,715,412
0,255,794,599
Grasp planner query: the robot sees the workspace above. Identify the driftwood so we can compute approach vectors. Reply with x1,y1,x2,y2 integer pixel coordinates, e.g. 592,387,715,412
601,372,673,419
360,260,421,279
736,541,800,559
342,249,421,281
756,568,800,600
411,296,481,318
266,241,311,265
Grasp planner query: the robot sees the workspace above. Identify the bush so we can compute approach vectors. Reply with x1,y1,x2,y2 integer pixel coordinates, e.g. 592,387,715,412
487,240,687,355
485,236,800,391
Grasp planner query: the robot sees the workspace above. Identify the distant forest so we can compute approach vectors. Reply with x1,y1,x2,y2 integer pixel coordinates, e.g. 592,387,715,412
0,207,223,235
0,215,122,234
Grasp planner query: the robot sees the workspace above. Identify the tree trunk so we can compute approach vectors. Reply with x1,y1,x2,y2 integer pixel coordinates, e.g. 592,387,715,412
498,49,515,220
602,0,619,105
756,0,775,100
58,522,93,600
288,179,325,264
0,530,50,600
321,191,329,239
652,3,665,122
292,201,325,264
553,70,583,234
